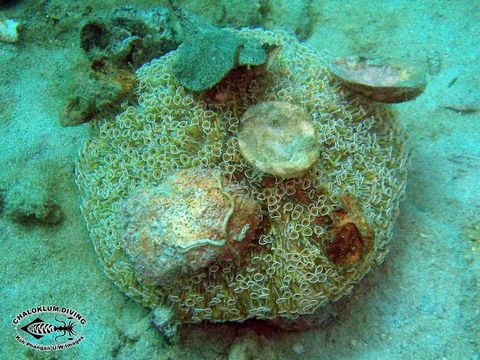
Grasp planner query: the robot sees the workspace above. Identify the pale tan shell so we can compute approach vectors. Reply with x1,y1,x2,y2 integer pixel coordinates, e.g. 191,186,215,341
238,101,319,179
330,56,426,103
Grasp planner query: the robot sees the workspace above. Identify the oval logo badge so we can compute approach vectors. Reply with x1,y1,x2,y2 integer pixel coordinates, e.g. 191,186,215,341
12,306,86,351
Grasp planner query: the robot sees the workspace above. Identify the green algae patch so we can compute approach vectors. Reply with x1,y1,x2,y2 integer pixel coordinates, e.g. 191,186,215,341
172,27,269,91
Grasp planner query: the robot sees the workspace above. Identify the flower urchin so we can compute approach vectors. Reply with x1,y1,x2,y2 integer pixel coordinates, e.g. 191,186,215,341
76,28,408,324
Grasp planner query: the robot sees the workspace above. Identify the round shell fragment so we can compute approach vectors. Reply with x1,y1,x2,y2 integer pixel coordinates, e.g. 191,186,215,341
238,101,319,178
330,56,426,103
118,168,261,286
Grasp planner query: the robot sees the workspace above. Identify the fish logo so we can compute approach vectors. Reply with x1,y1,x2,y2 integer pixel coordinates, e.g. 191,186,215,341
20,316,77,342
12,306,86,351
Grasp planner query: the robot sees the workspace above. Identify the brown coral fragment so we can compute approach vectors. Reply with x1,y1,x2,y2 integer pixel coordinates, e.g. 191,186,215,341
326,195,374,265
327,222,363,265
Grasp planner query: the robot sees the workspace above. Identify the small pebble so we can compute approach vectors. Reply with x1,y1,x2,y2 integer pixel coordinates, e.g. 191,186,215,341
292,342,305,355
0,18,20,43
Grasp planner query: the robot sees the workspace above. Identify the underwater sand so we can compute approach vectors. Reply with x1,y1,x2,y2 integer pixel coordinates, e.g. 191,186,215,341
0,0,478,359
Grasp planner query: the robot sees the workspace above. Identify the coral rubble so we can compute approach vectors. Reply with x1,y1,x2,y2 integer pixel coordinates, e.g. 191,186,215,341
80,7,178,70
5,183,62,225
61,6,179,127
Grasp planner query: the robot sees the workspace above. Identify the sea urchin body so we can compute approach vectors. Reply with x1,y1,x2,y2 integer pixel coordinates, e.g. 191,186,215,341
76,28,408,324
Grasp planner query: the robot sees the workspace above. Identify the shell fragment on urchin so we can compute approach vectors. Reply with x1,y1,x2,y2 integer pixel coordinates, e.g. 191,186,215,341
118,168,261,286
238,101,319,179
330,55,426,103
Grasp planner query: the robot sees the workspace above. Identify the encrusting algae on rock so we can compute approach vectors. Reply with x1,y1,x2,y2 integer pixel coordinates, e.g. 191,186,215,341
75,28,409,325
